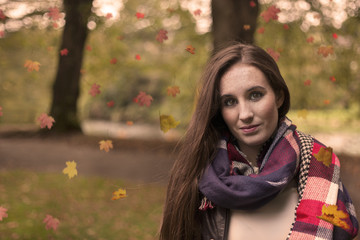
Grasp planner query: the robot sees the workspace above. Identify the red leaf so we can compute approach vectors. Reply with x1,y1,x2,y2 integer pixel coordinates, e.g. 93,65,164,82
260,5,280,22
37,113,55,129
266,48,280,61
250,1,256,7
126,121,133,126
107,100,115,107
167,86,180,97
0,10,6,20
110,57,118,64
306,36,314,43
105,13,113,19
332,33,338,39
324,99,330,105
317,46,334,57
0,206,8,221
133,91,153,107
156,29,168,43
135,12,145,19
48,7,61,21
304,79,312,86
0,106,3,117
257,27,265,34
135,54,141,60
0,31,5,38
283,24,289,30
86,45,92,51
89,83,101,97
60,48,68,56
43,215,59,231
329,76,336,82
193,9,202,16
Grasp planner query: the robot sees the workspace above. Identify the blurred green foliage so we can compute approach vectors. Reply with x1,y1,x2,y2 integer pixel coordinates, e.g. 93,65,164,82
0,0,359,129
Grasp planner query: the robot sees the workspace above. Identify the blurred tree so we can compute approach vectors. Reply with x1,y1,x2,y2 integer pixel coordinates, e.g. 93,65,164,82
49,0,93,133
211,0,259,52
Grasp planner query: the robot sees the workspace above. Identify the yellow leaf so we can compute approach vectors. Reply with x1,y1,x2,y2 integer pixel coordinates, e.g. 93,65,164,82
160,114,180,133
99,140,113,152
112,188,127,200
314,147,332,167
297,109,308,119
318,204,350,230
167,86,180,97
62,161,78,179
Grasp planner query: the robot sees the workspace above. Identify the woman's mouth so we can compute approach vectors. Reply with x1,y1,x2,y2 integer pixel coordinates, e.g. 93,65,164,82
240,124,260,134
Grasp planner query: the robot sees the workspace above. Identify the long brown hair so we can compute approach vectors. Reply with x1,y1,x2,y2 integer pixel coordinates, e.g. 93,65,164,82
159,43,290,240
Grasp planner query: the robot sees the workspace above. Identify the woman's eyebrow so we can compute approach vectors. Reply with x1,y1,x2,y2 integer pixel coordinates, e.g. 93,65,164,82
246,86,266,93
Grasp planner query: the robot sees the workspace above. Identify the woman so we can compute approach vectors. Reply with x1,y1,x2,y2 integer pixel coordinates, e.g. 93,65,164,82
160,43,358,240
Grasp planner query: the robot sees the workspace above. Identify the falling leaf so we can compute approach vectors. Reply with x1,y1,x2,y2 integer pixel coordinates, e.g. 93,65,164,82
304,79,312,86
0,10,6,20
43,214,60,231
80,69,86,74
297,109,308,119
329,76,336,82
112,188,127,200
0,31,5,38
156,29,168,43
243,24,251,30
117,36,124,41
314,147,332,167
135,12,145,19
266,48,280,61
89,83,101,97
24,60,40,72
52,22,59,28
317,46,334,57
0,106,3,117
185,45,195,54
47,46,54,52
318,204,350,230
167,86,180,97
126,121,133,126
37,113,55,129
99,140,113,152
160,114,180,133
0,206,8,221
107,100,115,107
324,99,330,105
283,24,289,30
47,7,61,21
193,9,202,16
63,161,78,179
250,1,256,7
60,48,68,56
332,33,338,39
133,91,153,107
257,27,265,34
135,54,141,60
110,57,118,64
105,13,113,19
306,36,314,43
260,5,280,23
86,45,92,51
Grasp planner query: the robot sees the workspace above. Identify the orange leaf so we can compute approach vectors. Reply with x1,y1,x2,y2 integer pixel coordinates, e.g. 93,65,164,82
329,76,336,82
324,99,330,105
86,45,92,51
167,86,180,97
43,214,60,231
105,13,113,19
0,206,8,221
37,113,55,129
243,25,251,30
156,29,168,43
317,46,334,57
193,9,202,16
24,60,40,72
318,204,350,230
185,45,195,54
89,83,101,97
306,36,314,43
126,121,133,126
266,48,280,61
257,27,265,34
304,79,312,86
107,100,115,107
112,188,127,200
314,147,332,167
99,140,113,152
133,91,153,107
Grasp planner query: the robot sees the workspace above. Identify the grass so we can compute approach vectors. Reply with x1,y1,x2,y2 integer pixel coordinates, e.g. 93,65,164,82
0,170,166,240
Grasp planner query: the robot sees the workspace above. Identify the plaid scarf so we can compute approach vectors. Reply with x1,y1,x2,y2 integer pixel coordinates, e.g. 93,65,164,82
198,118,358,239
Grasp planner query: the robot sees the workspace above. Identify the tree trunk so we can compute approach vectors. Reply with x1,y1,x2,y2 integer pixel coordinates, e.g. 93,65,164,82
211,0,259,53
49,0,92,133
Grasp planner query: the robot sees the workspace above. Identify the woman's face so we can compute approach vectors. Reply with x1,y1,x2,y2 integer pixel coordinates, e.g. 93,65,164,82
219,63,283,154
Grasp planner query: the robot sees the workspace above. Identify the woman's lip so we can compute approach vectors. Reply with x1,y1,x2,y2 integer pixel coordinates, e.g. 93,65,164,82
240,124,260,133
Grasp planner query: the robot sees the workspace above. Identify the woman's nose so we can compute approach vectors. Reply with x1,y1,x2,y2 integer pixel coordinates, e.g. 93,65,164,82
238,103,254,122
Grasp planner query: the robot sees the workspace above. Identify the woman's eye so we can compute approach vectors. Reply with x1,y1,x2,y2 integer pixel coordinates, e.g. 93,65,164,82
224,98,236,106
250,92,263,100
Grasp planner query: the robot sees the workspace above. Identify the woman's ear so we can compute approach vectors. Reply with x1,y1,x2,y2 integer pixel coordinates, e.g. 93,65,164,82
276,91,284,109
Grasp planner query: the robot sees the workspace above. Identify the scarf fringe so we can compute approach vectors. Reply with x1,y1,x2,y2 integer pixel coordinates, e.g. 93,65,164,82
199,197,214,211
